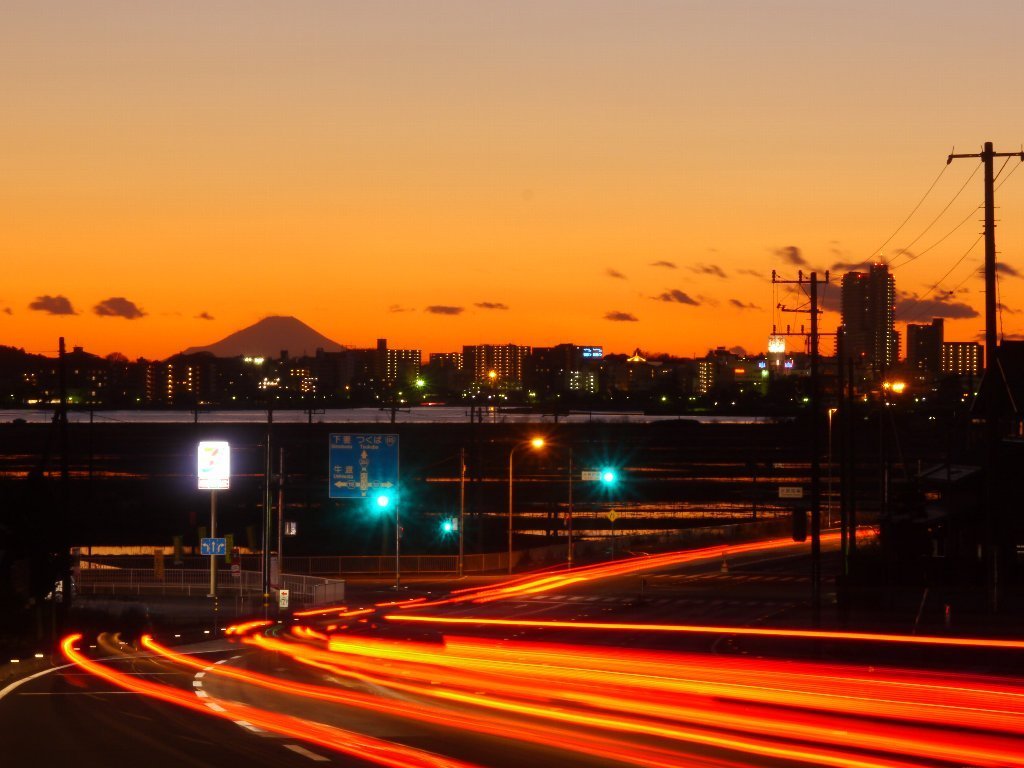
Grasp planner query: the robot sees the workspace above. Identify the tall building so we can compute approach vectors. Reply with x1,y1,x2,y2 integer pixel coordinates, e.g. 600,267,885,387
374,339,421,384
941,342,983,377
525,344,603,395
906,318,944,373
463,344,531,388
841,263,898,375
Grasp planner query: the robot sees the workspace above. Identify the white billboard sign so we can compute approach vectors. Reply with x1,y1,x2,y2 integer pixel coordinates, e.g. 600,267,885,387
778,486,804,499
198,441,230,490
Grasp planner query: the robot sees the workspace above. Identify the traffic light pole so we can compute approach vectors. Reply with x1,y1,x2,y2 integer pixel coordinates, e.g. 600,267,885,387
458,448,466,578
394,501,402,590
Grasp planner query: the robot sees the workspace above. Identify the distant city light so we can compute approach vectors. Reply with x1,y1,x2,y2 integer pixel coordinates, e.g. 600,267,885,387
767,336,786,354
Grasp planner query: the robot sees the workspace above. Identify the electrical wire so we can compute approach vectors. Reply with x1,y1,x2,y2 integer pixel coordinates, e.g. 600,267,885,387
897,235,983,324
860,162,950,269
887,162,981,267
897,156,1021,323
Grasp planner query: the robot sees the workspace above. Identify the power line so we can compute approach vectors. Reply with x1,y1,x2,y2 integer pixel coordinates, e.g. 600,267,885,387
897,234,982,323
861,162,950,268
888,156,1019,272
887,162,981,266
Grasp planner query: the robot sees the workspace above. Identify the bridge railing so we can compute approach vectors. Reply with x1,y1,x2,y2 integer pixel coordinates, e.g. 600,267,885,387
76,567,344,606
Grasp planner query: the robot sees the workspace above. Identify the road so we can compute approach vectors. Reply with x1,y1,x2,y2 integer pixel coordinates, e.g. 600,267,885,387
5,534,1024,767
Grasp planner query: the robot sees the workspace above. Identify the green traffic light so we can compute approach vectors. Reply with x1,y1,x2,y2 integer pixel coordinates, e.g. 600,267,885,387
375,493,391,509
441,519,455,533
600,469,616,484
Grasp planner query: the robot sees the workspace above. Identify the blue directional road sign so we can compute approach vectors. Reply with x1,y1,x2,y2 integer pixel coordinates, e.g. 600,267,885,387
200,537,227,556
329,433,399,499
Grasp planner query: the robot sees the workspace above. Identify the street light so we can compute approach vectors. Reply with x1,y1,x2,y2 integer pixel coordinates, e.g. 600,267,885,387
508,437,545,574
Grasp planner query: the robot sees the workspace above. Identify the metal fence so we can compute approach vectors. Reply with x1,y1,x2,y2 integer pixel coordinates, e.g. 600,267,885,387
77,567,344,606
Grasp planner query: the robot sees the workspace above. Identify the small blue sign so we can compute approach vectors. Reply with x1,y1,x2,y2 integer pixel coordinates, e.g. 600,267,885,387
201,537,227,556
329,433,399,499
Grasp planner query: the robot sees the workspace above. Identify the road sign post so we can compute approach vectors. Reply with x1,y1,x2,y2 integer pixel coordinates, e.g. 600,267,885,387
198,442,230,598
329,434,399,499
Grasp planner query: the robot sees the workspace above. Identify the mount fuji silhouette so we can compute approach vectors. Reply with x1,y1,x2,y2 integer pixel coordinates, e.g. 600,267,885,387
180,316,345,358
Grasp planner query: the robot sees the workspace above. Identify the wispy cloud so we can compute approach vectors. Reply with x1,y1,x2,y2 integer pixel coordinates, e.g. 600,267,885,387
774,246,807,266
94,297,145,319
649,260,676,269
29,295,77,315
388,304,414,313
654,289,699,305
729,299,760,310
196,311,214,320
996,262,1022,278
2,307,11,315
831,260,866,272
606,268,627,280
475,301,509,310
738,268,765,279
690,263,727,278
425,305,464,316
604,310,638,322
897,290,978,321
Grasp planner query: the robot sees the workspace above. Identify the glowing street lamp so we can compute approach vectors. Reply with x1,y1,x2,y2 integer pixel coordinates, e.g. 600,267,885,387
508,437,545,574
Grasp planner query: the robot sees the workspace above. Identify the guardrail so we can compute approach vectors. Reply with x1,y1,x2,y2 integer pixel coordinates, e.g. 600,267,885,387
77,568,344,606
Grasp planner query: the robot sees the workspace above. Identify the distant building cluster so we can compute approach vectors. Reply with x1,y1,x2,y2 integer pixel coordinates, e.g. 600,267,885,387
0,338,808,409
0,263,986,410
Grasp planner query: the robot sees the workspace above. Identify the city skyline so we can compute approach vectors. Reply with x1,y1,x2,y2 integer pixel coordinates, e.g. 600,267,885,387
4,3,1024,359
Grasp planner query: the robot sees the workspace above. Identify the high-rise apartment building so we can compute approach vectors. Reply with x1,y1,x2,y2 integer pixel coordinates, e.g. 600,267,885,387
906,318,944,373
941,342,983,377
841,263,898,375
463,344,531,388
374,338,421,384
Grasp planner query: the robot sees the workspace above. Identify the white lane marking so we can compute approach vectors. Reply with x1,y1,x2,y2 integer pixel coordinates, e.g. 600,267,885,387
215,659,229,665
0,663,75,702
192,680,204,688
234,720,264,733
284,744,330,762
205,702,226,712
195,671,205,679
195,689,208,698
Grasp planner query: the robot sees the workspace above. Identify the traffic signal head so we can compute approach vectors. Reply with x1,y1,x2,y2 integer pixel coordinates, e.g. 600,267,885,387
600,469,617,485
374,493,392,510
441,517,457,534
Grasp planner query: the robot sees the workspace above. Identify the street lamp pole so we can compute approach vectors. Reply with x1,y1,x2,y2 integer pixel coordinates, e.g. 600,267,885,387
827,408,837,527
567,447,574,569
508,437,544,575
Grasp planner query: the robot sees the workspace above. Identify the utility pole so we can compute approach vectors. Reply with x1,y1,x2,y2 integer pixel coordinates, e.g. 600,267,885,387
276,447,284,584
263,408,273,617
947,142,1024,612
773,270,831,626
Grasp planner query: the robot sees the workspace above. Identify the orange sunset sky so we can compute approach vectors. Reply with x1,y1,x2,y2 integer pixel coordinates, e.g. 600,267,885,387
3,2,1024,360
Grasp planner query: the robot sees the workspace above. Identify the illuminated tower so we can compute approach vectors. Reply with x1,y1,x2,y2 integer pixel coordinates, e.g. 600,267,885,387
841,263,897,376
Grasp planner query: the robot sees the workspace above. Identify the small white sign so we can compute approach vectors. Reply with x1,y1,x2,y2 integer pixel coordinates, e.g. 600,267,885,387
198,441,230,490
581,470,600,481
778,486,804,499
278,589,290,609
